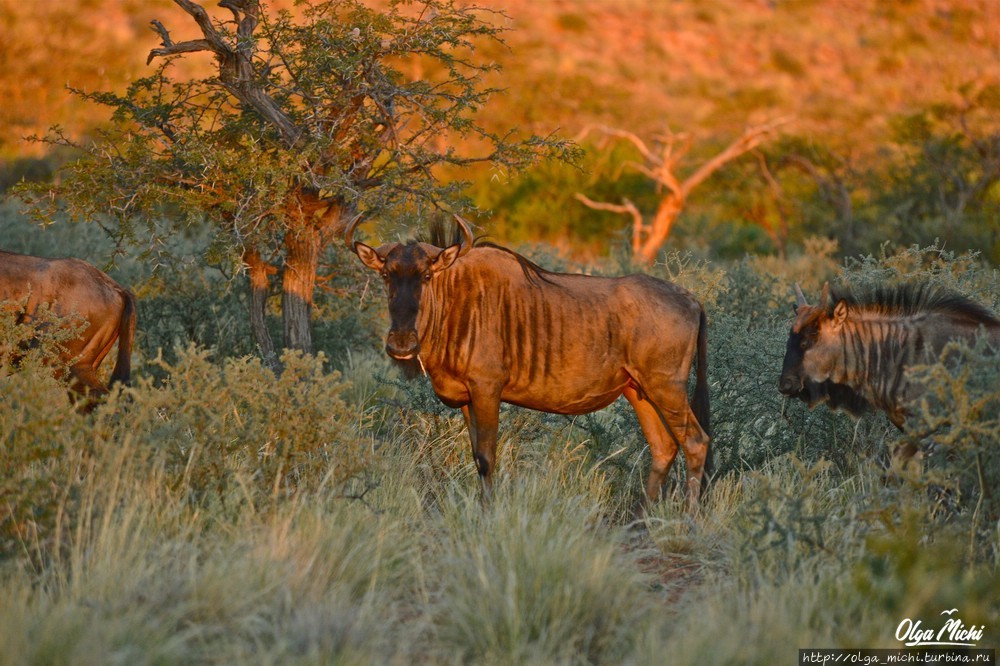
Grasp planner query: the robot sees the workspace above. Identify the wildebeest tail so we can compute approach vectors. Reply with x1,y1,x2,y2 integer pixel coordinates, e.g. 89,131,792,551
693,306,713,478
110,288,137,387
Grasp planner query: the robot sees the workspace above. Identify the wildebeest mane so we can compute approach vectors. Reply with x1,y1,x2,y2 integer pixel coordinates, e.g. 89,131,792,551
421,219,559,287
474,242,561,288
830,282,1000,327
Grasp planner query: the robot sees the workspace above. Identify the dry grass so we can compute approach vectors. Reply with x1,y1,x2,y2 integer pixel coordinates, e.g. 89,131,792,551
2,245,999,662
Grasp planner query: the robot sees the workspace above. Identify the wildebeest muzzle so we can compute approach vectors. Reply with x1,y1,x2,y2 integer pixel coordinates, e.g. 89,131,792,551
778,373,802,395
385,328,419,360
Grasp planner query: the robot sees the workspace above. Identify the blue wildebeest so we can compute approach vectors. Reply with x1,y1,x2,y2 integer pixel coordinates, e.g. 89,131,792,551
1,250,136,401
778,281,1000,440
347,216,711,509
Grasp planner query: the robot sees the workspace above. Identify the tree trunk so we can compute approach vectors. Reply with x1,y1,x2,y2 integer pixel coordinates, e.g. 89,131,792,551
282,227,321,354
636,195,684,265
243,248,280,372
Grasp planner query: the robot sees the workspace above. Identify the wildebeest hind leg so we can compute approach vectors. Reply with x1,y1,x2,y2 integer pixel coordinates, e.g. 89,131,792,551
623,385,679,508
68,364,109,412
626,381,709,512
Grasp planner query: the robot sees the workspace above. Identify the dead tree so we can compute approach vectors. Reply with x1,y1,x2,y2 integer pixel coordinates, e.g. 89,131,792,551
576,119,789,264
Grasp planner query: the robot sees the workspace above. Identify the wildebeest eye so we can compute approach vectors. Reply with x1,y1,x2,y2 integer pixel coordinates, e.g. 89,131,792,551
422,272,432,282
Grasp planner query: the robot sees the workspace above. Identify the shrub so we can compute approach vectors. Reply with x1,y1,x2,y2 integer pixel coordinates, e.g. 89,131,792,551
121,346,363,508
0,302,90,558
902,337,1000,561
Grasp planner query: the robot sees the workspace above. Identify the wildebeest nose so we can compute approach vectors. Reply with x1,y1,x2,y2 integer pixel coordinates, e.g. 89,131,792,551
778,376,797,394
385,330,419,359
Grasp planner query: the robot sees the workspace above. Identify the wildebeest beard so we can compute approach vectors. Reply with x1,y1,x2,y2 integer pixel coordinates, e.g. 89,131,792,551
794,379,871,418
391,355,425,380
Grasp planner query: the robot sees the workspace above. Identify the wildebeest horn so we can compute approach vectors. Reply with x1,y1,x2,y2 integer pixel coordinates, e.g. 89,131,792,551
819,281,830,309
794,283,809,307
453,214,475,256
343,212,364,251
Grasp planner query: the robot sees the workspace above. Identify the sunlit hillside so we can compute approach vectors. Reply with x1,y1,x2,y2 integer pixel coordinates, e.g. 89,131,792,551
2,0,999,260
492,0,1000,146
3,0,998,156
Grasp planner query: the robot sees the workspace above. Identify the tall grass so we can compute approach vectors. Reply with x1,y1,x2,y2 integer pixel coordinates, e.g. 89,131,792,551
2,242,999,663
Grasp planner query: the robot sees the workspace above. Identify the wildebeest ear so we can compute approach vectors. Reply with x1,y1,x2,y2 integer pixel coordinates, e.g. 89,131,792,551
354,242,385,272
431,244,462,274
832,299,848,327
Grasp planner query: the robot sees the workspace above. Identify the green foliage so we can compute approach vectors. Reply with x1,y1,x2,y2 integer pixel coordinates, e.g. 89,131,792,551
125,346,362,507
736,458,844,568
1,342,364,561
840,242,999,309
0,304,88,557
789,104,1000,263
15,0,574,360
474,140,648,250
853,509,1000,629
903,337,1000,560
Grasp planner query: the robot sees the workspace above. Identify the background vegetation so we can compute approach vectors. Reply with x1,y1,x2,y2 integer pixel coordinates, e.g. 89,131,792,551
3,0,999,261
1,0,999,662
2,206,998,662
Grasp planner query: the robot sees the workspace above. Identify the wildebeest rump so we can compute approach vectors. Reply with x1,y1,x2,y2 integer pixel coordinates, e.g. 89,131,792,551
0,250,136,400
348,216,711,508
779,281,1000,429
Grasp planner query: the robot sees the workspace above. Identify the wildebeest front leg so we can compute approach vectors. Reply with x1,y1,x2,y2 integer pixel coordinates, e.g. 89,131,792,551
463,389,502,501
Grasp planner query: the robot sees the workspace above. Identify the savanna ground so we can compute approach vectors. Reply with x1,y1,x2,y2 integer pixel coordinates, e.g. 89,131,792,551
1,209,998,665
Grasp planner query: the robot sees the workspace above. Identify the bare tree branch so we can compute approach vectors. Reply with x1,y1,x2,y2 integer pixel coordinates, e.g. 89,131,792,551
148,0,302,147
577,124,658,164
680,116,792,197
574,193,644,255
580,116,792,264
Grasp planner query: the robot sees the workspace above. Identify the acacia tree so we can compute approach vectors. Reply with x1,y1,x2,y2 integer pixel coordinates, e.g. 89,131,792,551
22,0,566,366
575,120,787,264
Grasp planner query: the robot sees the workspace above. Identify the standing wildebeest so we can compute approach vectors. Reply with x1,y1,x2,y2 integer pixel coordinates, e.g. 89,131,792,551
778,281,1000,431
0,250,136,400
348,216,711,508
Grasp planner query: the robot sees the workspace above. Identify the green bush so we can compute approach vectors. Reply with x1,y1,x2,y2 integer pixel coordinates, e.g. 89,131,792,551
902,337,1000,561
0,302,91,558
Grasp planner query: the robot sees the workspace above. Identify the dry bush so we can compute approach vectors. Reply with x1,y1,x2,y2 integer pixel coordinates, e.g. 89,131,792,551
0,304,91,558
117,346,366,509
903,337,1000,560
2,339,366,562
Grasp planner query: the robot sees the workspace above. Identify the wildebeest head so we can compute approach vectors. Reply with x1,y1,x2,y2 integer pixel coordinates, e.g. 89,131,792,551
347,214,473,361
778,282,850,396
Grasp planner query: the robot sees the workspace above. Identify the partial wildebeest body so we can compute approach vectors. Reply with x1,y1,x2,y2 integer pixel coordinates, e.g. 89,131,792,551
0,250,137,399
349,217,711,508
779,282,1000,429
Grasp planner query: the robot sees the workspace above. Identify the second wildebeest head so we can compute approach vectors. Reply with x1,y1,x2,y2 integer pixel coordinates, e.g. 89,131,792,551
778,282,833,396
778,282,871,416
346,214,473,361
779,280,1000,430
